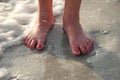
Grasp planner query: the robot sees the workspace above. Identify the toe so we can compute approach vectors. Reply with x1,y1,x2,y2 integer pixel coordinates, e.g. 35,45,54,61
36,40,44,50
80,44,87,54
30,39,37,49
88,39,93,51
84,42,90,54
27,38,32,48
72,47,81,55
24,36,29,45
23,37,27,45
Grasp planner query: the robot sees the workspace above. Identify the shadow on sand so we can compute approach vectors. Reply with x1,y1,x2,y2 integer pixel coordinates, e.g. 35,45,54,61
0,25,120,80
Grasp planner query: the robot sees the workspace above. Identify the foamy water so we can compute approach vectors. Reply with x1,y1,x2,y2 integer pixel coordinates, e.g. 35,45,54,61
0,0,64,78
0,0,64,54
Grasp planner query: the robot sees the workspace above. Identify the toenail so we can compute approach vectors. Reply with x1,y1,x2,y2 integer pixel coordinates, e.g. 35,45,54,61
75,49,80,53
37,45,42,49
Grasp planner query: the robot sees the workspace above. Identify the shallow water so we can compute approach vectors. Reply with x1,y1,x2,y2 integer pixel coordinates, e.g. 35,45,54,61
0,0,120,80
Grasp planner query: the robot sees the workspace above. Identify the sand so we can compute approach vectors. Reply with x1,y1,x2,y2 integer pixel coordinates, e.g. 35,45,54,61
0,0,120,80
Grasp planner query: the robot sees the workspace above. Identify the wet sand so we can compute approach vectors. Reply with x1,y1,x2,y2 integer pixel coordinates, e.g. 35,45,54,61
0,0,120,80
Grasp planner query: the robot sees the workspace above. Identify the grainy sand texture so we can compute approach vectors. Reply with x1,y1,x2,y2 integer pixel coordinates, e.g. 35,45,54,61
0,0,120,80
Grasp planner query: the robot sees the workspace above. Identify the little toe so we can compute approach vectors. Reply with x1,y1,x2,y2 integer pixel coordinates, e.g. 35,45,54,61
30,39,37,49
72,47,81,55
23,37,27,45
24,36,29,45
88,39,93,51
36,41,44,50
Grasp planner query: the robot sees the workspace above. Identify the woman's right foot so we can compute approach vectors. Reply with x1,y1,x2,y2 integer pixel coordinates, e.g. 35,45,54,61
24,14,54,50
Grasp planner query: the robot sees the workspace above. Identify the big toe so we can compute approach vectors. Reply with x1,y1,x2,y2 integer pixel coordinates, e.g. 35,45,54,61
36,40,44,50
71,45,81,55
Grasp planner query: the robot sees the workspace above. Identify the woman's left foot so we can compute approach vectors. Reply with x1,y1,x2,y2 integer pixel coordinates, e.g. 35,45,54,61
63,21,93,55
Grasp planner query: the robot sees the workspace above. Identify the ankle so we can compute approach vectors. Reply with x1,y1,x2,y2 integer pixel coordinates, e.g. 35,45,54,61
63,18,79,26
63,15,79,24
37,12,54,25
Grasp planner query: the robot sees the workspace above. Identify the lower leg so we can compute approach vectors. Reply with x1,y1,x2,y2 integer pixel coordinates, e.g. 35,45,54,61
24,0,54,50
63,0,93,55
63,0,81,23
38,0,54,22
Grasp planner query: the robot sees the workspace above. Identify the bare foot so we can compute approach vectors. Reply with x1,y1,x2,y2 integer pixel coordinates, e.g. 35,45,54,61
24,15,54,50
63,21,93,55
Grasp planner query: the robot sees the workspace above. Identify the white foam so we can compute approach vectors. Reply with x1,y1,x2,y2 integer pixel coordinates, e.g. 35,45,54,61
0,0,65,51
11,0,37,14
8,13,32,25
53,4,64,17
53,0,64,16
0,68,10,80
0,31,14,37
1,18,21,32
0,16,5,22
